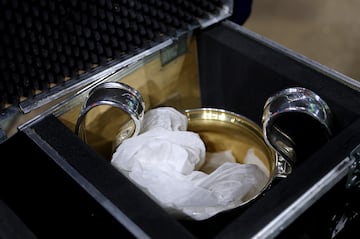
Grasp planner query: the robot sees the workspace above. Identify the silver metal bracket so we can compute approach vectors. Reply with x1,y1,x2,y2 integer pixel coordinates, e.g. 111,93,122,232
346,144,360,189
275,155,293,178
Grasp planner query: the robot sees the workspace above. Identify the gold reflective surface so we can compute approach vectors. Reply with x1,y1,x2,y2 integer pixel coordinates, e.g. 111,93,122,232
185,108,276,176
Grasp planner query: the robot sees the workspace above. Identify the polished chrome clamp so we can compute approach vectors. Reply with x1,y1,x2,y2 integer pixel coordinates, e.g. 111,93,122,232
75,81,145,149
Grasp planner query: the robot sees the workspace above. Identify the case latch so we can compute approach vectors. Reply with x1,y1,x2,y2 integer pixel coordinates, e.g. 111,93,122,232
346,144,360,189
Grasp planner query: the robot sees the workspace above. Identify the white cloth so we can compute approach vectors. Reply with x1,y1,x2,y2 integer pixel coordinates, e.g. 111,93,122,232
111,107,269,220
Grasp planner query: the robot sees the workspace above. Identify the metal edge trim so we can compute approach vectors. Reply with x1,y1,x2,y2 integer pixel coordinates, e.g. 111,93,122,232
19,39,173,114
6,39,172,138
17,50,155,132
252,156,354,239
198,0,233,29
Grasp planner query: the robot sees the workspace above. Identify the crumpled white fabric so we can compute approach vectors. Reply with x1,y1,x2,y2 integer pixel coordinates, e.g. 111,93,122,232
111,107,269,220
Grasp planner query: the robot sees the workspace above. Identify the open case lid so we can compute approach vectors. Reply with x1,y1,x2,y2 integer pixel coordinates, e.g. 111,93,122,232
0,0,234,143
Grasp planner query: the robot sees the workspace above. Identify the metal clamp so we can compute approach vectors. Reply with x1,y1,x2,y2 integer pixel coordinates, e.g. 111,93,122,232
262,87,333,175
75,81,145,149
346,144,360,189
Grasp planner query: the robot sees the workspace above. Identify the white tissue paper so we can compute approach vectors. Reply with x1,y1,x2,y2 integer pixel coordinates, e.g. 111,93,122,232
111,107,270,220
